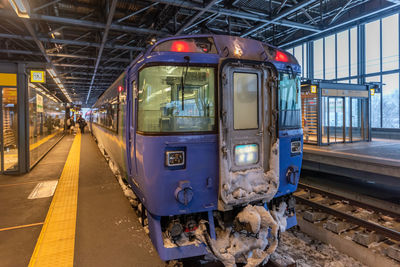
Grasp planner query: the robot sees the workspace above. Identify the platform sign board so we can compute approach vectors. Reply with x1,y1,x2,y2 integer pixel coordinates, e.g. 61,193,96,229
30,70,45,83
311,85,317,93
371,88,375,96
0,73,17,86
37,94,44,112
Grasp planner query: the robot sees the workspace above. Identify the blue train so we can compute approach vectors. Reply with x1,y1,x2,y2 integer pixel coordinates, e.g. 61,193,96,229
88,35,303,265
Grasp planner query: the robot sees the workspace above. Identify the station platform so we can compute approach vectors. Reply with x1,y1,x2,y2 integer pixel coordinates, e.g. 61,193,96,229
0,133,164,267
302,139,400,201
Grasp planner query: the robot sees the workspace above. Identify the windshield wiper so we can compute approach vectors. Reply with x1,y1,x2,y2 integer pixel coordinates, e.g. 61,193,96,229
180,56,190,110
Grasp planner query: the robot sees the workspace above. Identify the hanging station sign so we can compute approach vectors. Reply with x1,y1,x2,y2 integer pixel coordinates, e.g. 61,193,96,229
30,70,46,83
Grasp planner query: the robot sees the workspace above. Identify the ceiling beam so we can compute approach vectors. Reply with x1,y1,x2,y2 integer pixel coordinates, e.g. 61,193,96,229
54,63,122,70
0,33,145,51
241,0,318,37
33,0,62,12
281,0,400,48
59,71,117,77
175,0,221,35
86,0,118,103
20,20,71,102
329,0,354,25
0,48,42,56
116,2,159,23
0,10,168,36
149,0,320,32
0,49,131,63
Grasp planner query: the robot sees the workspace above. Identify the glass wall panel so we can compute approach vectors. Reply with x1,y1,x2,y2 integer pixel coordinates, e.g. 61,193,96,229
352,98,362,141
303,44,308,78
337,30,349,79
29,84,65,167
328,97,336,143
365,20,381,74
345,97,351,142
314,39,324,79
287,12,400,130
350,27,358,77
321,97,329,144
336,97,344,142
294,45,304,78
382,14,399,71
325,35,336,80
382,73,400,128
366,76,381,128
2,87,18,171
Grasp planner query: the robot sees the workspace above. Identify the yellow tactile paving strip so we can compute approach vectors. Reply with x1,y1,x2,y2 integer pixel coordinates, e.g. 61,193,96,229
29,133,81,267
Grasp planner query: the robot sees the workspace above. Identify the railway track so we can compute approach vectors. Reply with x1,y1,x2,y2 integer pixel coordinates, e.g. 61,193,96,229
294,182,400,265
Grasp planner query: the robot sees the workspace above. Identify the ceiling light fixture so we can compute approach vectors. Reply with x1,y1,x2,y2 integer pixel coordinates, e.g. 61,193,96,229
8,0,30,18
47,68,72,103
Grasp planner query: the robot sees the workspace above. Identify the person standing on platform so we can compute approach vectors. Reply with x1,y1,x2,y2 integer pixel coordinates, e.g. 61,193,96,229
77,115,87,134
66,117,74,135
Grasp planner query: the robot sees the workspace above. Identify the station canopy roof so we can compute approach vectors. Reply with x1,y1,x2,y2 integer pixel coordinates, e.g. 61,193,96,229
0,0,398,105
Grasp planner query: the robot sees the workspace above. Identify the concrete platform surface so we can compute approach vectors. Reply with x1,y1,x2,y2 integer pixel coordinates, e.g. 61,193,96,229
0,133,164,267
0,135,74,267
74,133,164,267
303,139,400,179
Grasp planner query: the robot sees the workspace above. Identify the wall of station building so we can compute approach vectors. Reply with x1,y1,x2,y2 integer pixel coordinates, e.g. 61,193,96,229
286,12,400,133
0,62,66,174
28,83,65,168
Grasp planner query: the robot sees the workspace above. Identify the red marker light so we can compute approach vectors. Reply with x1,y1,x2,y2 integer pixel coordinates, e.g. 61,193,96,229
275,51,289,62
118,85,123,92
171,41,190,52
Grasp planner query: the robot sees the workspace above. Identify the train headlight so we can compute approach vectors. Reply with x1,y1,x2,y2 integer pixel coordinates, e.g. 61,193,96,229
291,140,302,154
166,151,185,167
235,144,259,166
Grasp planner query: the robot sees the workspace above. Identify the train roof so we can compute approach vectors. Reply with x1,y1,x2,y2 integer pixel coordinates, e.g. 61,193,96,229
128,34,301,73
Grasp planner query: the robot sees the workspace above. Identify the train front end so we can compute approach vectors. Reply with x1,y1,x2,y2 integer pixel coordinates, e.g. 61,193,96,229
126,36,302,263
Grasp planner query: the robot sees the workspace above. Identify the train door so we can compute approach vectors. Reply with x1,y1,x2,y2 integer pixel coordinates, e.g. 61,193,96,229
126,76,137,179
219,61,277,210
328,97,345,144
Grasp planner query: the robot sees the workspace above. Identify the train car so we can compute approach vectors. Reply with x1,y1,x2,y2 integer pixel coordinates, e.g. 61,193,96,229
89,35,303,265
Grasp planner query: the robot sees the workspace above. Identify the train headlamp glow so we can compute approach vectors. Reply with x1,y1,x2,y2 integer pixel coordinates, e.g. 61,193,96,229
291,140,302,154
166,151,185,167
235,144,259,166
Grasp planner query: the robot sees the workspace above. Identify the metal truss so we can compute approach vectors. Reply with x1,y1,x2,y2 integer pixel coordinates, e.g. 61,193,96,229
0,0,397,105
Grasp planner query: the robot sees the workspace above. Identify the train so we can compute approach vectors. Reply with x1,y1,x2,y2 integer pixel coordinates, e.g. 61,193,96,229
88,35,303,266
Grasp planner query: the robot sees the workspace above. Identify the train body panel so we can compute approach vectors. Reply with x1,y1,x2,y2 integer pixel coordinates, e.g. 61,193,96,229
133,134,219,216
89,34,303,263
276,128,303,197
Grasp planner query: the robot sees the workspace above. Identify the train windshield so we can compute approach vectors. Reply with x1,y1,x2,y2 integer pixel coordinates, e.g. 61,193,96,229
279,73,301,129
138,66,216,133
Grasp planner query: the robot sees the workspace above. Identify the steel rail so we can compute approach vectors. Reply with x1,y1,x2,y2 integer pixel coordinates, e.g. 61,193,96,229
298,183,400,219
295,195,400,242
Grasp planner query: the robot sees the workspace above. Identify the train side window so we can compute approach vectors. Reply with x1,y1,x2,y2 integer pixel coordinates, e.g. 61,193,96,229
233,72,259,130
132,80,136,125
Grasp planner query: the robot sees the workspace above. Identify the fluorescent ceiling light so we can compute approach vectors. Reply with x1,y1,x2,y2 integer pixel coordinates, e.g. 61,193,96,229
8,0,30,18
